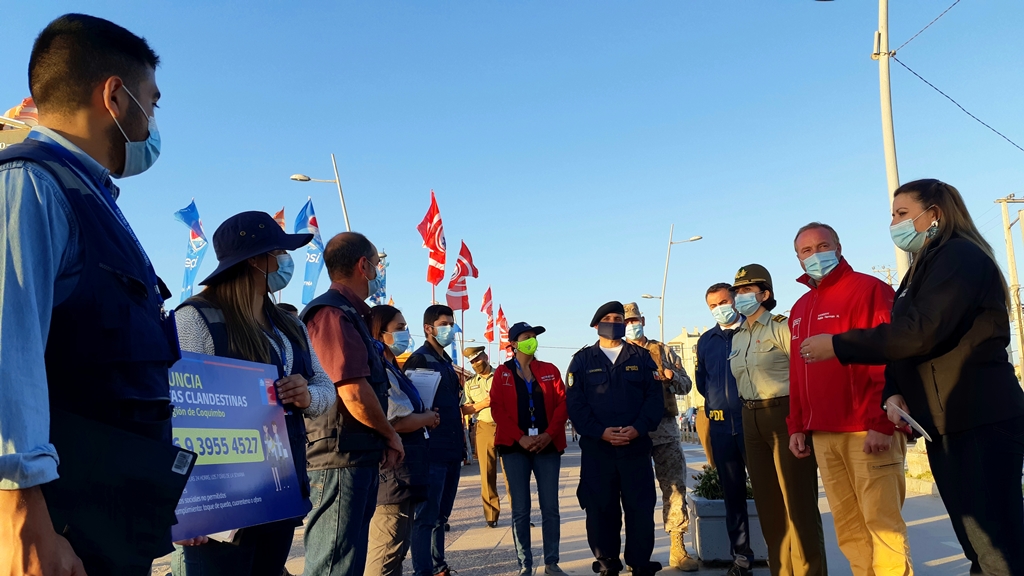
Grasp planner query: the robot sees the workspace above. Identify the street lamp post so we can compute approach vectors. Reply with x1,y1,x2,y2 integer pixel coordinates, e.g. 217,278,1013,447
643,225,702,343
290,153,351,231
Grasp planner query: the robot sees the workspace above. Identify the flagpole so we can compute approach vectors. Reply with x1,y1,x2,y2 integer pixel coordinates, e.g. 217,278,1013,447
460,309,466,385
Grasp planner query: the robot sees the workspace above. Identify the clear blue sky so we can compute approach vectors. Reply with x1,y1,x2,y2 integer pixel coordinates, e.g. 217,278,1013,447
4,1,1023,372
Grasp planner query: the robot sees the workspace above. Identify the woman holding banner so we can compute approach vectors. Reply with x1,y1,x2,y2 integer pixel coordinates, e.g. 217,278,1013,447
170,211,335,576
365,304,439,576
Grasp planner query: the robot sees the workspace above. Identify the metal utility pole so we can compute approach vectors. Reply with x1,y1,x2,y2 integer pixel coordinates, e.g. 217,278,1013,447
645,226,702,343
872,265,897,287
996,195,1024,372
872,0,911,280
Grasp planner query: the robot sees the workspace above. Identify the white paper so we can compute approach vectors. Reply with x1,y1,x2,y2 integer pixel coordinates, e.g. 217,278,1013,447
406,369,442,409
891,404,933,442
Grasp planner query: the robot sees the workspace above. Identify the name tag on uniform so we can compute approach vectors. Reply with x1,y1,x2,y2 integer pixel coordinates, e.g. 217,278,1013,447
470,384,480,390
587,368,603,374
625,365,639,372
528,427,539,436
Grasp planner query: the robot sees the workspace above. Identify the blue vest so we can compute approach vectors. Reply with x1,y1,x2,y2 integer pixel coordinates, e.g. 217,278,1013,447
0,139,182,561
300,289,388,468
377,361,429,506
0,139,180,435
178,299,314,503
406,344,466,463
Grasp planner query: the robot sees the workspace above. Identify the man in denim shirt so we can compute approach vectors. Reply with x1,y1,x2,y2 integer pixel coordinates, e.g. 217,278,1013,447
1,14,176,575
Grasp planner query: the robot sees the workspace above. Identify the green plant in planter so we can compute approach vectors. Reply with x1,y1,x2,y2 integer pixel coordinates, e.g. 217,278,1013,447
691,465,753,499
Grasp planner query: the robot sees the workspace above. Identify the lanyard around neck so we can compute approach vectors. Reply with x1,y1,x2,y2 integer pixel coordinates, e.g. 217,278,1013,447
513,357,536,425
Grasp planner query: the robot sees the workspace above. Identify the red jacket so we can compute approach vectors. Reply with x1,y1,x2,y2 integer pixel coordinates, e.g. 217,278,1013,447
788,259,897,436
490,359,568,452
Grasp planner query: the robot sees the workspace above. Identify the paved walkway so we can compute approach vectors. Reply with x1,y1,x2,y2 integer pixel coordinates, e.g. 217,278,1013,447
154,438,972,575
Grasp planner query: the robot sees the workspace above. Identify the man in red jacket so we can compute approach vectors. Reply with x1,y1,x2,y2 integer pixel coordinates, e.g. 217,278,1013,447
787,223,912,576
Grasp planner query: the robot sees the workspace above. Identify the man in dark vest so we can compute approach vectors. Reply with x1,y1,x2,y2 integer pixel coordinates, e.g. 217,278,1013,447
0,14,187,575
406,304,465,576
301,231,405,576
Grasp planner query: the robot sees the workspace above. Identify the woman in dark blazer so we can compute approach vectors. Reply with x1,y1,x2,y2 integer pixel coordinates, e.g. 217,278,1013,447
800,179,1024,575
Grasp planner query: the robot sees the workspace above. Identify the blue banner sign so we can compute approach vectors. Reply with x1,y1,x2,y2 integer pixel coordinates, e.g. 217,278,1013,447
170,352,307,541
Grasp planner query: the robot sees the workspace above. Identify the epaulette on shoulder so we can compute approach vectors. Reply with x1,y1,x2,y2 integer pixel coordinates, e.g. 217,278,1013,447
772,314,788,323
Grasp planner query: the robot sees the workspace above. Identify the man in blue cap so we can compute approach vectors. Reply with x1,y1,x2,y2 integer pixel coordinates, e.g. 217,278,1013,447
566,301,664,576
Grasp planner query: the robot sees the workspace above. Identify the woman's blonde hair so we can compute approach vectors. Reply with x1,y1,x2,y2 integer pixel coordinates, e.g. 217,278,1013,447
896,179,1010,307
193,256,307,364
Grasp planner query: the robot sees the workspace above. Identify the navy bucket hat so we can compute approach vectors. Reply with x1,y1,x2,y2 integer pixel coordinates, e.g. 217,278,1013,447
199,211,313,285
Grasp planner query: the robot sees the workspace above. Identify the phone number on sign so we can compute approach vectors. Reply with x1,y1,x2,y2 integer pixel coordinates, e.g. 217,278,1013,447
173,427,266,465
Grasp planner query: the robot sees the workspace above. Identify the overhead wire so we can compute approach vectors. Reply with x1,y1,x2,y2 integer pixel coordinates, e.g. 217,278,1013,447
893,0,963,54
891,56,1024,155
886,0,1024,155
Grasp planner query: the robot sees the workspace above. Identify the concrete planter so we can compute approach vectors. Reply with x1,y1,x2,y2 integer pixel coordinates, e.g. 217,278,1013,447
905,441,939,497
686,494,769,563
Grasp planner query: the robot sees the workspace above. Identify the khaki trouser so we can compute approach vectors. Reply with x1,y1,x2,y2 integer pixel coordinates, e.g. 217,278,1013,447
743,399,827,576
696,407,715,468
813,431,912,576
364,500,415,576
475,420,501,522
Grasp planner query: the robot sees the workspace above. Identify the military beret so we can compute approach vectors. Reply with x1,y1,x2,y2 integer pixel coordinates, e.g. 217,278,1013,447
590,301,625,327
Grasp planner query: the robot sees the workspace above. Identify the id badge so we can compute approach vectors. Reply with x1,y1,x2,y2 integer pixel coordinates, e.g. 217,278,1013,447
528,427,539,436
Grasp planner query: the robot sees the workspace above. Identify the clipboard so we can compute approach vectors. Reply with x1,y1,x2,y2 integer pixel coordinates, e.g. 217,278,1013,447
42,409,195,563
406,369,442,409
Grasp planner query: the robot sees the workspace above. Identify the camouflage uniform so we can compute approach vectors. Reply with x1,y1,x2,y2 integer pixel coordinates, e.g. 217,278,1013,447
637,338,692,535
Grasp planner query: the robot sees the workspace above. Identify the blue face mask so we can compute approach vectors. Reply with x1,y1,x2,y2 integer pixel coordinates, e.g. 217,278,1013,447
433,325,455,347
890,208,938,253
109,86,161,179
597,322,626,341
366,266,384,298
734,292,762,316
803,250,840,281
711,304,738,326
625,322,644,341
387,330,413,355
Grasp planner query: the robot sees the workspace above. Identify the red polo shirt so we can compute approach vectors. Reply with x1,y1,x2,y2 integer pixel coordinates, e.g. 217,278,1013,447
306,283,370,385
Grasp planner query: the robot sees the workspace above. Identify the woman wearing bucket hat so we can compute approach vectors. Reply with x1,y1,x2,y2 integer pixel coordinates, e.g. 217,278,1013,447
729,264,826,576
491,322,568,576
364,304,440,576
170,211,335,576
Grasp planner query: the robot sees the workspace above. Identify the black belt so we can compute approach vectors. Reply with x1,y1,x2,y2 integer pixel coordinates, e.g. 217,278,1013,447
741,396,787,410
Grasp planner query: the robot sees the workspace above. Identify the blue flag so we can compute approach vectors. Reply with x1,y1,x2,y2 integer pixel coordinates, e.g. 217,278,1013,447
294,198,325,305
173,200,209,303
369,259,387,305
450,323,463,365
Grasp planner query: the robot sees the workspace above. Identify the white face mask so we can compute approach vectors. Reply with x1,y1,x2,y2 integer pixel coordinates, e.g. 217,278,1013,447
109,86,161,178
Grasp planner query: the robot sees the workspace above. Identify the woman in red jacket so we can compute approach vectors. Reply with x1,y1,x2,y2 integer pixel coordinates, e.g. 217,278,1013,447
491,322,568,576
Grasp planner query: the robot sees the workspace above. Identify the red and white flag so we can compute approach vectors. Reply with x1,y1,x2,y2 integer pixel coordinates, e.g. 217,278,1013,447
272,207,286,230
481,284,493,340
496,306,510,358
416,190,447,286
480,286,493,316
445,242,478,311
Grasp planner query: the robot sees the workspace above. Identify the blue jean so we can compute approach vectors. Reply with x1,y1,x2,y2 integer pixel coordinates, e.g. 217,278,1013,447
303,466,380,576
501,450,561,570
411,460,461,576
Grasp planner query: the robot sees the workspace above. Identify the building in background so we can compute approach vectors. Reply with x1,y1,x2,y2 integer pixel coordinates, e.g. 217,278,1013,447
667,327,707,413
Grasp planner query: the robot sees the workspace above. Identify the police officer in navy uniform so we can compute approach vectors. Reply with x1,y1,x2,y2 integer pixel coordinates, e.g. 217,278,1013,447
566,302,664,576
